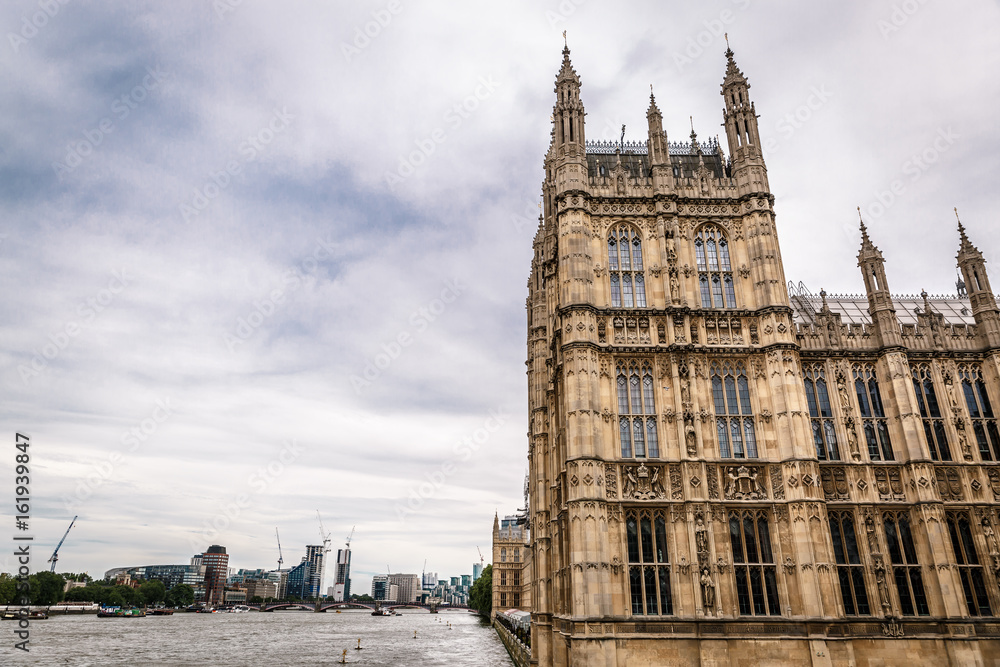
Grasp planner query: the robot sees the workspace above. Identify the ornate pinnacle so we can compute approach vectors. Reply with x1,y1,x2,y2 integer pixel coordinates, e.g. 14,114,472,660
956,207,969,244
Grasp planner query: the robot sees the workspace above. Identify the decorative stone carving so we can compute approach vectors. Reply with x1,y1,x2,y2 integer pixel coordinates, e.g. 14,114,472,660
936,467,963,501
820,467,849,501
989,468,1000,501
707,466,719,499
783,557,796,574
622,463,665,500
724,465,766,501
770,466,785,500
604,464,618,500
669,466,682,500
676,556,691,575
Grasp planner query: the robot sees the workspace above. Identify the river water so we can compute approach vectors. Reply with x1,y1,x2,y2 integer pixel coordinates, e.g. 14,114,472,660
5,608,513,666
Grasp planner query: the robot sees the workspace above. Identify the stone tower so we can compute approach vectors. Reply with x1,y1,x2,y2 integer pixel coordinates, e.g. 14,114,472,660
525,43,1000,666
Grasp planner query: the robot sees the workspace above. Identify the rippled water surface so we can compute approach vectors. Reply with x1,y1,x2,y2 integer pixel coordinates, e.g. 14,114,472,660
6,609,513,666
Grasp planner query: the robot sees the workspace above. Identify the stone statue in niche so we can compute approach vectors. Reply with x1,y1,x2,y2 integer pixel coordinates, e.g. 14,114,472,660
695,515,709,560
700,568,716,611
685,424,697,457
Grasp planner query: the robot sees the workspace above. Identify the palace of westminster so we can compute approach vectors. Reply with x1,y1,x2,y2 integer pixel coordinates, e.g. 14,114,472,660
495,40,1000,666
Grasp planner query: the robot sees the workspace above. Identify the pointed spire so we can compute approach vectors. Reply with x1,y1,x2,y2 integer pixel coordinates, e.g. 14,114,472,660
820,288,830,314
723,35,747,87
858,206,872,247
921,289,932,315
556,36,579,85
956,207,975,252
648,84,658,113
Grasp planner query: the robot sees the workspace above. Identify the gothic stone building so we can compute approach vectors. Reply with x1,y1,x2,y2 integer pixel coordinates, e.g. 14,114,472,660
493,512,532,619
525,44,1000,666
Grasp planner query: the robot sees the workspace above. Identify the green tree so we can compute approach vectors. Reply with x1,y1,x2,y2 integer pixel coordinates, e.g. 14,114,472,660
28,571,65,605
0,574,17,605
106,589,125,607
139,580,166,606
165,584,194,608
249,596,263,604
468,564,492,617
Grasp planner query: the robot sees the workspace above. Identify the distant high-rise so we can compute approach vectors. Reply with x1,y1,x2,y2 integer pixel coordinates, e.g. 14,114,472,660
200,545,229,607
305,545,324,598
285,559,312,599
333,547,351,601
473,563,483,582
371,574,389,601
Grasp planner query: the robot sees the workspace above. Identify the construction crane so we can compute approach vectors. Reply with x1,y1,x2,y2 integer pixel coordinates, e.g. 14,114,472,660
345,525,355,550
317,511,332,556
477,546,485,568
275,527,284,571
48,516,78,572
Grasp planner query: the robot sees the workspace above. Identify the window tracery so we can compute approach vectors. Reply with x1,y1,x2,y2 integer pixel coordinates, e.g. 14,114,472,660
608,225,646,308
695,225,736,308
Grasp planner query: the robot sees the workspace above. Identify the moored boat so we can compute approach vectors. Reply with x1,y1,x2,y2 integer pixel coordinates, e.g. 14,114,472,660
97,606,146,618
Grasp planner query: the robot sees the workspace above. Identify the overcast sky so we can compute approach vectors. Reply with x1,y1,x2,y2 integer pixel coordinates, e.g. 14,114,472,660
2,1,998,597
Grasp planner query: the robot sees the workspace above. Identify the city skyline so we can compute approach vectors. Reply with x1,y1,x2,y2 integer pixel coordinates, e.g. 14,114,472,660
2,0,999,601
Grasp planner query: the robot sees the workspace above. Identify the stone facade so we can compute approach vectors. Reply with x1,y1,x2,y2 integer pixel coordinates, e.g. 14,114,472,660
493,513,531,618
524,43,1000,666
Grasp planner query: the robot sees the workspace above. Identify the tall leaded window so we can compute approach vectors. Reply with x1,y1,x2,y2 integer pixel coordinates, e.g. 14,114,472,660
608,225,646,308
616,361,659,458
501,548,506,563
884,512,929,616
729,510,780,616
829,512,870,616
854,363,893,461
946,512,992,617
695,225,736,309
626,511,673,616
804,364,839,460
959,365,1000,461
712,361,757,458
912,364,951,461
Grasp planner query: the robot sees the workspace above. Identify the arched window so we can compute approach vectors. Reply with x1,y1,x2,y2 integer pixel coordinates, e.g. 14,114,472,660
626,510,672,616
501,548,507,563
828,512,870,616
729,509,779,616
854,364,893,460
608,225,647,308
912,364,950,461
803,364,839,460
513,548,520,563
711,361,757,458
616,361,658,458
959,364,1000,461
695,226,736,308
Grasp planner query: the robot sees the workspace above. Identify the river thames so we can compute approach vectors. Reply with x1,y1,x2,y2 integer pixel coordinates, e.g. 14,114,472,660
5,609,513,666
